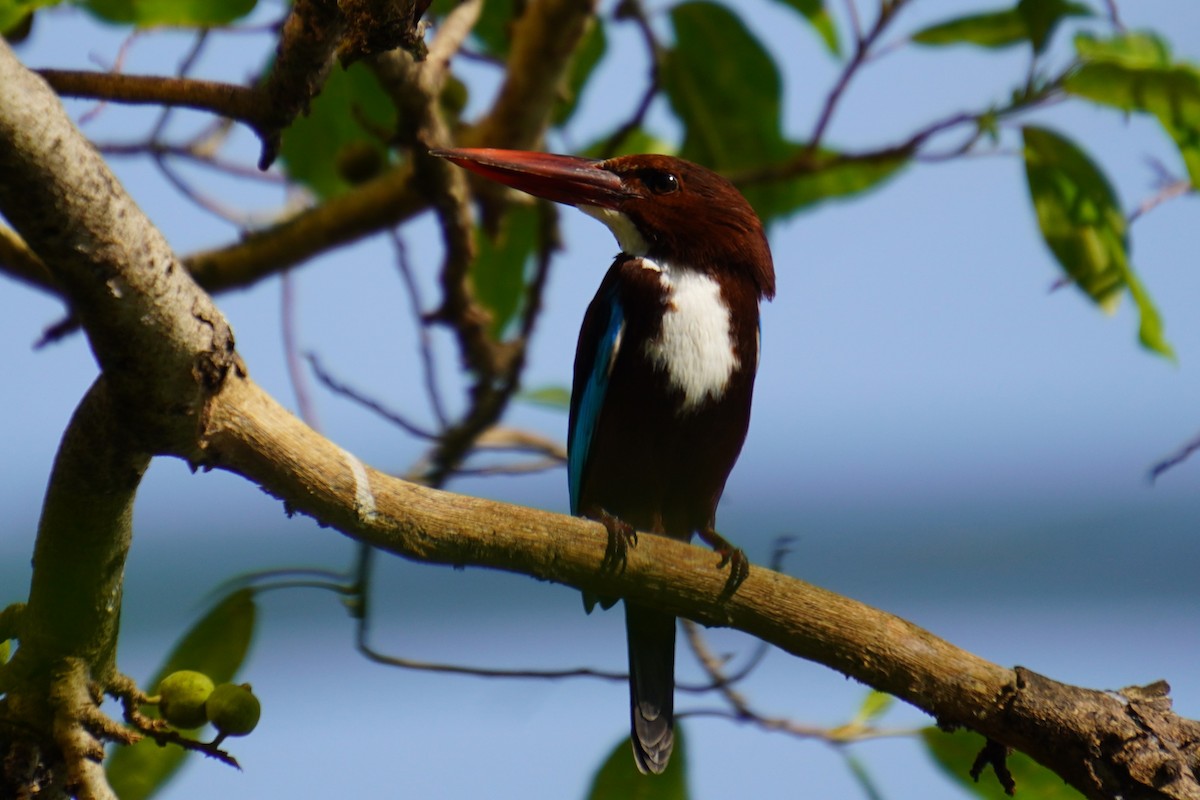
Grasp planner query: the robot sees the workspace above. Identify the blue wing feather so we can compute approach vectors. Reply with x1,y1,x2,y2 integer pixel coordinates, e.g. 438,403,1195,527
568,287,624,515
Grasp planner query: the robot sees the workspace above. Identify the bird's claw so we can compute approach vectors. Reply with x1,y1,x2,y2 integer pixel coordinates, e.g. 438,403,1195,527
699,528,749,600
597,510,636,575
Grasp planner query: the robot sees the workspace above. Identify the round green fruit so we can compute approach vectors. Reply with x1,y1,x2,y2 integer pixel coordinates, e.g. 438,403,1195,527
158,670,215,730
206,682,261,737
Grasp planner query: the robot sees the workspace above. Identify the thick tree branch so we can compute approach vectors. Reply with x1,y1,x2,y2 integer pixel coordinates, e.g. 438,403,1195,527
0,38,232,798
0,380,149,799
194,374,1200,800
0,43,238,451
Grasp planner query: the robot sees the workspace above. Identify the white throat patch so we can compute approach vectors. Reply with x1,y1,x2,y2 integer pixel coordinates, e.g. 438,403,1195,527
579,205,649,256
643,265,738,411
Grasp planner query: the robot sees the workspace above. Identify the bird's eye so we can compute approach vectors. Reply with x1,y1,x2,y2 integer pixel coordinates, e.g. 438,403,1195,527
641,170,679,195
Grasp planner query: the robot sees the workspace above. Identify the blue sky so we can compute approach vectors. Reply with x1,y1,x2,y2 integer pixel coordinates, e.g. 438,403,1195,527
3,2,1200,797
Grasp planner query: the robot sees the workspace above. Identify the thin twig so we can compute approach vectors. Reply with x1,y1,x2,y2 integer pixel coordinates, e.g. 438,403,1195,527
390,229,449,428
1149,431,1200,482
1129,178,1192,224
357,625,626,682
808,0,910,152
600,0,664,158
306,352,436,439
98,140,285,182
680,621,914,743
843,0,862,43
78,29,143,126
152,152,257,226
1102,0,1125,32
282,270,321,428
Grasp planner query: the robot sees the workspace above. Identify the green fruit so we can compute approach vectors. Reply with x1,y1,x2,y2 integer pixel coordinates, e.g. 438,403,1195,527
158,670,215,730
206,682,261,737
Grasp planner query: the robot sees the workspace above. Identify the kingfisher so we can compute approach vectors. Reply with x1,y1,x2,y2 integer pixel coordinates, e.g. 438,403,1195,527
433,147,775,774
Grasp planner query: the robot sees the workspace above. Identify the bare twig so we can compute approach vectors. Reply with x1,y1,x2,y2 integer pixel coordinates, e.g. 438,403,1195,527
600,0,664,158
306,353,435,439
152,152,258,225
680,621,910,744
98,140,285,182
811,1,902,151
282,271,321,428
808,0,910,152
1129,178,1192,224
844,0,863,43
1148,431,1200,482
1102,0,1125,32
358,635,626,682
390,230,449,428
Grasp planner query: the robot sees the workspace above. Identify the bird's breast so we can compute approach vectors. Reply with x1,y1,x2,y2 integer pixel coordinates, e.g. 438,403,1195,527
641,263,739,412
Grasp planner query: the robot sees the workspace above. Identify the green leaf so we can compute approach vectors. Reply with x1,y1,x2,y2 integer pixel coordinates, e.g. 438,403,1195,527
586,726,689,800
581,128,677,160
1022,126,1173,358
912,9,1029,49
106,589,257,800
664,2,785,173
0,638,9,664
81,0,256,27
853,690,895,724
1066,32,1200,185
1016,0,1091,54
664,2,901,221
921,727,1086,799
769,0,839,56
1125,268,1174,361
553,17,606,126
1023,125,1126,308
1073,29,1171,67
843,752,887,800
911,0,1089,52
278,62,394,200
517,384,571,410
742,146,907,219
473,203,539,337
1,0,60,34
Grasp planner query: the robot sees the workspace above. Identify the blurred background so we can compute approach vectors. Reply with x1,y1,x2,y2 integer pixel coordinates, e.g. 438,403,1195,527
3,0,1200,797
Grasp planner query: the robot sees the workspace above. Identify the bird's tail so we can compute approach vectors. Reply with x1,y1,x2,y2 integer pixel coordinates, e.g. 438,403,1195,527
625,602,676,774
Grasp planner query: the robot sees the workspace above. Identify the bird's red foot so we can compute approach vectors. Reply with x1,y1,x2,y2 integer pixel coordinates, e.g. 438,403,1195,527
597,509,637,575
699,527,749,599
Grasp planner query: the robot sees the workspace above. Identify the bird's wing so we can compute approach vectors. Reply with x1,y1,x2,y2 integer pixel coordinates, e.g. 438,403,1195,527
568,281,624,515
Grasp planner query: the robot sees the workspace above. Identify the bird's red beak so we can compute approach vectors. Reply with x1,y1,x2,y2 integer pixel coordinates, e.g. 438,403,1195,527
431,147,627,209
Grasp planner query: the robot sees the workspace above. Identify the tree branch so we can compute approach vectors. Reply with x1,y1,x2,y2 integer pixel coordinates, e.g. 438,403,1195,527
38,70,265,130
183,163,426,293
0,42,238,450
194,373,1200,800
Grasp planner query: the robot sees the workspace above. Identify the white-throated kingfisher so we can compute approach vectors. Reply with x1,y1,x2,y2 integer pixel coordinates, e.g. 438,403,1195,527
433,147,775,774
